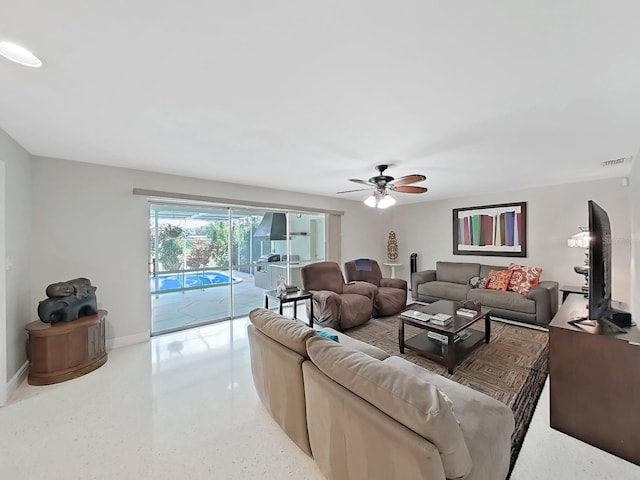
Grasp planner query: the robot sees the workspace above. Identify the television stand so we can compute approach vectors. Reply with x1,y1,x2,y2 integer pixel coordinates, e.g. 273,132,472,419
567,316,627,334
550,294,640,466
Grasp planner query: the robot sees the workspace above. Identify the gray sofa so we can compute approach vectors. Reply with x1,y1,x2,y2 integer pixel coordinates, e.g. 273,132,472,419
248,307,515,480
412,261,558,327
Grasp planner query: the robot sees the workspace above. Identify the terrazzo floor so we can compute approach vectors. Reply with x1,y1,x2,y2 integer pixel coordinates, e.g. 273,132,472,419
1,310,638,479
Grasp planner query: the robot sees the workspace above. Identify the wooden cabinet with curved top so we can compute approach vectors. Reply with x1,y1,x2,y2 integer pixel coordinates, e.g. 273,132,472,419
25,310,108,385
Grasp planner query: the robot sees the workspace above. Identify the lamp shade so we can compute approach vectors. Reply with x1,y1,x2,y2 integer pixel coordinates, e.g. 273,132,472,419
377,194,396,209
364,195,377,207
363,190,396,209
567,228,590,248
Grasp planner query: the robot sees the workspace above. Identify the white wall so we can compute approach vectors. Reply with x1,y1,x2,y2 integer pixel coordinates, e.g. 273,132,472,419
31,156,383,344
629,157,640,320
383,178,632,305
0,129,32,384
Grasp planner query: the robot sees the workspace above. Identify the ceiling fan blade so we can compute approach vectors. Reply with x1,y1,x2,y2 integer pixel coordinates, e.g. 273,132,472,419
390,185,428,194
349,179,376,186
337,187,372,194
389,174,426,186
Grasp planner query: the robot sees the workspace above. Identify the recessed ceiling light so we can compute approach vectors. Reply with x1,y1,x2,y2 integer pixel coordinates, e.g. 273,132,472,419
0,41,43,68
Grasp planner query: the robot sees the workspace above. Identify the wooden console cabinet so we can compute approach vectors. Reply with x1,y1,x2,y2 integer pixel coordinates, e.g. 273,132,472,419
26,310,108,385
549,295,640,465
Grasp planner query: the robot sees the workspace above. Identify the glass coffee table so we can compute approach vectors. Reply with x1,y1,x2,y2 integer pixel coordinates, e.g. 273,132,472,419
398,300,491,374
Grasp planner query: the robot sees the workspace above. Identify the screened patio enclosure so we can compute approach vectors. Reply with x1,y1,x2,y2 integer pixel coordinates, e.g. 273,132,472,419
149,203,326,335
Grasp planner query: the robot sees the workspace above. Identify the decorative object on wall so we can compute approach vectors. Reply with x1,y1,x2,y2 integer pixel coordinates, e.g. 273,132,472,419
453,202,527,257
37,278,98,323
567,227,590,293
387,231,399,262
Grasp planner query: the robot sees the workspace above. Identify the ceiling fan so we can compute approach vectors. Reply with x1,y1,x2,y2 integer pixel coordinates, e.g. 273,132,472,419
337,164,428,208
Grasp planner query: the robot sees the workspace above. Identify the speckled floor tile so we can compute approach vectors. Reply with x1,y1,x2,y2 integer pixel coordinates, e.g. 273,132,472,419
1,316,637,480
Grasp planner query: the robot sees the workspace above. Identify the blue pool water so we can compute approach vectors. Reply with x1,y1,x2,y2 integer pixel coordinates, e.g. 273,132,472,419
150,271,241,293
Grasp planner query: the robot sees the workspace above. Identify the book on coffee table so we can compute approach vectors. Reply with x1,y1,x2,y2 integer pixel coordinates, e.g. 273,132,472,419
400,310,433,323
430,312,452,326
427,329,472,344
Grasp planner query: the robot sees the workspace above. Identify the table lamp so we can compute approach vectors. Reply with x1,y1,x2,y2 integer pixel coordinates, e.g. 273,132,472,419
567,227,590,293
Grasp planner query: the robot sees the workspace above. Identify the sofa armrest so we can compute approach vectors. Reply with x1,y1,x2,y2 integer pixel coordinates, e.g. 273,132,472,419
380,278,407,291
308,290,341,328
527,281,559,326
344,281,377,299
411,270,436,298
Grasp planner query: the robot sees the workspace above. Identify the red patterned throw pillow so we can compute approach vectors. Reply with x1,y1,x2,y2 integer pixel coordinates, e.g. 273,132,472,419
483,269,513,291
507,263,543,295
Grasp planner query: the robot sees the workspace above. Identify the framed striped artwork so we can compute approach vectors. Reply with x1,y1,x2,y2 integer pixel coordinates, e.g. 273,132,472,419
453,201,527,257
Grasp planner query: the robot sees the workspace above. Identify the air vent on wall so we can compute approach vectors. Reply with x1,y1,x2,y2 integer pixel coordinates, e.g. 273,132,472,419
602,157,631,167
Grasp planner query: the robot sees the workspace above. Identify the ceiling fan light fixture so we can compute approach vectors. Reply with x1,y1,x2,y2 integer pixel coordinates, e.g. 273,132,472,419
348,165,427,207
0,41,43,68
364,195,377,208
364,190,396,208
377,194,396,209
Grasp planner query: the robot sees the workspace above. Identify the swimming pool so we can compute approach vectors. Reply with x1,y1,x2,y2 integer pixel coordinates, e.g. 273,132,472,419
150,270,242,293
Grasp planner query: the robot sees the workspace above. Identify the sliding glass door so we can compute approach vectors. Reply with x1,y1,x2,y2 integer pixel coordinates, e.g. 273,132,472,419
149,204,232,334
149,203,327,335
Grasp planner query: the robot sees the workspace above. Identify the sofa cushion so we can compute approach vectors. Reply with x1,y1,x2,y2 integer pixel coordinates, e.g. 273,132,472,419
320,327,390,360
307,335,472,479
301,261,345,293
483,269,513,291
374,286,408,316
419,281,471,301
249,308,316,359
507,263,543,295
479,264,507,278
468,276,486,289
337,293,374,329
467,288,536,314
383,356,514,480
436,261,480,284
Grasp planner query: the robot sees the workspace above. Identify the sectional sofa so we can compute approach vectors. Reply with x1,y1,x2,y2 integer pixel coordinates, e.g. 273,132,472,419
412,261,559,327
247,307,515,480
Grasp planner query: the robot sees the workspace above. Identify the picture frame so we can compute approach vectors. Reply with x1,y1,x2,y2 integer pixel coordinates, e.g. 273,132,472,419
453,201,527,257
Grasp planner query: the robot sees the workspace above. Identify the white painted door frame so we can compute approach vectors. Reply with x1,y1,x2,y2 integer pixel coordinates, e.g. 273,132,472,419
0,160,7,406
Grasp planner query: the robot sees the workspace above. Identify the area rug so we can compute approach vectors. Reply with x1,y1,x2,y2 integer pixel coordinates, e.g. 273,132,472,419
343,316,549,473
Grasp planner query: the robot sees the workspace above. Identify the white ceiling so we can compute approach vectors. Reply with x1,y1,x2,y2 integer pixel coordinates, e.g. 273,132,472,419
1,2,638,204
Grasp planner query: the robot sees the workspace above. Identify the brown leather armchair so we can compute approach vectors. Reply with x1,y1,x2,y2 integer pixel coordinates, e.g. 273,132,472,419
301,261,376,330
344,259,407,317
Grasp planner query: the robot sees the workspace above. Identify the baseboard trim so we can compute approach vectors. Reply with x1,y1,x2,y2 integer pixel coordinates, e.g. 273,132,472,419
6,361,29,401
107,331,150,350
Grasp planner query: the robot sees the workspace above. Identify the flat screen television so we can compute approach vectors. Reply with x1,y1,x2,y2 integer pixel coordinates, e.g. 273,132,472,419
587,200,612,321
574,200,631,330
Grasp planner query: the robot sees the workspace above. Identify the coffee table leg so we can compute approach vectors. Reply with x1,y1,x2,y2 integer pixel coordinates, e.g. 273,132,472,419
398,319,405,353
485,314,491,344
447,336,455,374
279,301,283,315
308,299,314,328
293,300,297,318
264,295,268,309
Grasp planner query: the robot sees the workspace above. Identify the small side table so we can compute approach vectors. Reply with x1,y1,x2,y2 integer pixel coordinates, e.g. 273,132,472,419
25,310,108,385
383,262,402,279
264,289,314,327
560,285,587,303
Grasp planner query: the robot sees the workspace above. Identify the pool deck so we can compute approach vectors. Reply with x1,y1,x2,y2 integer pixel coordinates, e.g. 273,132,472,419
151,271,306,334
